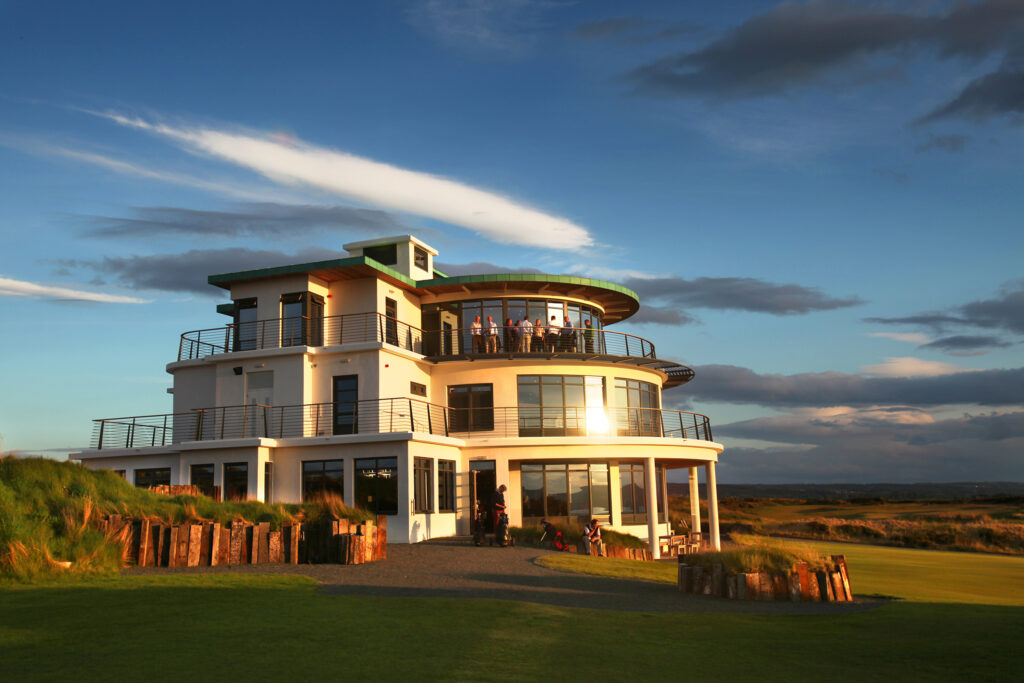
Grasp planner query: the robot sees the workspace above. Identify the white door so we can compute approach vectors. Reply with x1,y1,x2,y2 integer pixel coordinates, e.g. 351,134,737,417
244,372,273,437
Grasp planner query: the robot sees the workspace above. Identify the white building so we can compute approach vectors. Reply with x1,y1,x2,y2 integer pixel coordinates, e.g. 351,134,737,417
76,235,723,555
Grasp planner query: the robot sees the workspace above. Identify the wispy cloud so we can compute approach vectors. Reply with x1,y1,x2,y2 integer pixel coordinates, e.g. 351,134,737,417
867,331,931,344
88,111,593,250
0,275,147,303
860,356,969,378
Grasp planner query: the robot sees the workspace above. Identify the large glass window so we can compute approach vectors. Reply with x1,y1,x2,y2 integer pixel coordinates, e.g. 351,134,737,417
224,462,248,502
521,463,611,524
281,292,324,347
233,298,258,351
414,246,429,271
190,464,215,498
355,457,398,515
614,378,661,436
448,384,494,432
302,459,344,501
438,460,456,512
413,458,433,514
333,375,358,435
517,375,605,436
134,467,170,489
620,463,646,524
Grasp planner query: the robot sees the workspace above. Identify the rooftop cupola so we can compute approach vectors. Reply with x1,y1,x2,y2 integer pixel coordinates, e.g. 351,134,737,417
343,234,438,280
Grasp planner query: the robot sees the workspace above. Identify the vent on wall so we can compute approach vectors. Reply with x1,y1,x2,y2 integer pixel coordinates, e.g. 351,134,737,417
410,382,427,397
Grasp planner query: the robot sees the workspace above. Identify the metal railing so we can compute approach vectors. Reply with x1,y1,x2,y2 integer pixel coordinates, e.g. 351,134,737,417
421,325,656,359
91,401,712,449
178,312,423,360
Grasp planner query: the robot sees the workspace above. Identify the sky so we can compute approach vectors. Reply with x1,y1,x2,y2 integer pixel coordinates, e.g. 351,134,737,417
0,0,1022,483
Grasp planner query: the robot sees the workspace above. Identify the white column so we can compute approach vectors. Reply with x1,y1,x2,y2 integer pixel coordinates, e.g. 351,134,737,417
688,467,701,536
645,457,661,560
660,466,670,532
705,462,721,551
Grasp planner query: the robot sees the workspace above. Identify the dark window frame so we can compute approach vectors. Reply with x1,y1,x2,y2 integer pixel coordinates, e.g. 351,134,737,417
448,383,494,432
223,462,249,502
354,457,399,516
280,291,324,347
134,467,171,488
233,297,258,351
438,460,456,513
301,458,345,502
520,462,611,525
190,463,216,498
413,245,429,271
413,457,433,514
364,243,398,266
410,381,427,397
516,375,605,437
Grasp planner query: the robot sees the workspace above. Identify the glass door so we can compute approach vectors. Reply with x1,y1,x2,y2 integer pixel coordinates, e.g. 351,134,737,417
333,375,358,435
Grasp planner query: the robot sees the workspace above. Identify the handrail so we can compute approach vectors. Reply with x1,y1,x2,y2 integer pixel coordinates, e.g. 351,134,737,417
90,400,712,449
178,315,656,361
178,311,423,360
420,325,656,359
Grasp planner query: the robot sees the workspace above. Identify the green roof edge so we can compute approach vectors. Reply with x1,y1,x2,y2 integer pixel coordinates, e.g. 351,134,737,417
208,255,417,288
414,273,639,302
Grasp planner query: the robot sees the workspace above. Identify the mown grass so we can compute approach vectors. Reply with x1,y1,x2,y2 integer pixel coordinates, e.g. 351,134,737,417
0,456,371,580
539,536,1024,607
1,573,1022,681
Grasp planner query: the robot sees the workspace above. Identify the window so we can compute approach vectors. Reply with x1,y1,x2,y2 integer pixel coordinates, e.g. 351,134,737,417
134,467,170,488
414,245,428,271
448,384,493,432
413,458,433,514
265,461,274,503
355,457,398,515
619,463,646,524
517,375,605,436
438,460,456,512
384,297,398,346
302,459,344,501
224,462,248,502
521,463,611,524
614,378,661,436
280,292,324,347
410,381,427,397
233,298,258,351
364,243,398,266
333,375,358,435
190,464,215,498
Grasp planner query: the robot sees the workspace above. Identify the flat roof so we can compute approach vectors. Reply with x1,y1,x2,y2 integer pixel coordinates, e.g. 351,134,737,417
342,234,439,255
209,259,640,322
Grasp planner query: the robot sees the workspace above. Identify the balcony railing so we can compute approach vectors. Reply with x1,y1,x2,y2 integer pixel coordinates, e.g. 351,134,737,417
90,401,712,449
178,312,423,360
421,325,655,359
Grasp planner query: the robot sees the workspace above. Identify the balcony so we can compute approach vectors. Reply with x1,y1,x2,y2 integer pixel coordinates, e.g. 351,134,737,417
177,315,693,386
90,400,713,449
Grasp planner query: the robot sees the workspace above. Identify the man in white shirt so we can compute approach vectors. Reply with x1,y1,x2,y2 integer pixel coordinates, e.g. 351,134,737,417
518,318,533,352
471,315,483,353
485,315,499,353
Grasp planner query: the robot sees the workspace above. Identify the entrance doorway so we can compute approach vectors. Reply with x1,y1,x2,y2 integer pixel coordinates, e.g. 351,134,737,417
469,460,496,531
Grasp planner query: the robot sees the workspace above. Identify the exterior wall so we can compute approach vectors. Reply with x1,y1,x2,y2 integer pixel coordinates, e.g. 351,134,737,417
171,364,216,415
327,278,377,317
376,278,422,325
229,274,311,323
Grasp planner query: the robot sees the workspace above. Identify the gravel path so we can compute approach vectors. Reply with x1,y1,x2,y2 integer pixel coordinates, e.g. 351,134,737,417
127,537,881,614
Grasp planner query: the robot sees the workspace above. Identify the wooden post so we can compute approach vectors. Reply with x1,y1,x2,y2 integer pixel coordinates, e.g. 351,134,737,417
257,522,270,564
745,572,760,600
187,525,202,567
711,563,725,597
817,570,834,602
269,531,282,563
167,527,180,567
218,527,230,565
831,571,847,602
176,526,190,567
377,515,387,561
137,519,152,567
229,522,244,565
788,572,802,601
209,523,222,566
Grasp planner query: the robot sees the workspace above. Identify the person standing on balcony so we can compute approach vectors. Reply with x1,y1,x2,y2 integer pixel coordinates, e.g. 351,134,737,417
584,319,596,354
504,318,515,353
546,315,559,352
560,315,575,352
519,317,533,352
533,318,544,351
471,315,484,354
485,315,499,353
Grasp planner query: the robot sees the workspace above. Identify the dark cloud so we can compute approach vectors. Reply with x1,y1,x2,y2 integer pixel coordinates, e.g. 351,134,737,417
623,276,862,316
82,203,413,240
920,335,1012,352
674,364,1024,408
709,409,1024,483
620,1,1024,100
435,261,544,276
919,62,1024,123
628,304,697,326
58,247,345,295
867,281,1024,335
914,134,968,153
573,16,644,41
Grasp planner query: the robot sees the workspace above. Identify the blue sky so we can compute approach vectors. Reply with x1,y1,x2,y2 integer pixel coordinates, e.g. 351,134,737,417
1,0,1022,482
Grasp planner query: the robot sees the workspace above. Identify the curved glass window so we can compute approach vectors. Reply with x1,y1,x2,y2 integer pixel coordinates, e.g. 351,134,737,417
521,462,610,525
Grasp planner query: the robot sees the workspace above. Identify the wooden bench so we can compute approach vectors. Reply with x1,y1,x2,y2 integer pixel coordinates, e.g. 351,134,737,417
659,534,688,557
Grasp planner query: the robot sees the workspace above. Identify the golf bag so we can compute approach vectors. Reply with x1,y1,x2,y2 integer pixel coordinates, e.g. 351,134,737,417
493,512,512,547
473,506,488,547
540,519,569,551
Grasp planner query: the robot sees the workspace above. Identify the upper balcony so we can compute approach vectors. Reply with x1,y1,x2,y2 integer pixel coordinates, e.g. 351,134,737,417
176,313,695,386
88,399,714,450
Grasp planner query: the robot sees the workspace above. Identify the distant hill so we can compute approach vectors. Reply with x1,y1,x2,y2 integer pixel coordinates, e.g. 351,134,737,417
667,482,1024,500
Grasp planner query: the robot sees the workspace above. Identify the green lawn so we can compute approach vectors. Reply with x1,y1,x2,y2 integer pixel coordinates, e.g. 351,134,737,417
540,539,1024,606
2,540,1023,681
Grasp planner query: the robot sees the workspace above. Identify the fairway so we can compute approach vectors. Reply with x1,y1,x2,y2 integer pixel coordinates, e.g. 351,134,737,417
540,538,1024,606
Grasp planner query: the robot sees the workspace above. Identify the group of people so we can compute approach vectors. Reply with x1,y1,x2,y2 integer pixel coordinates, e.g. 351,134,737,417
469,315,597,354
